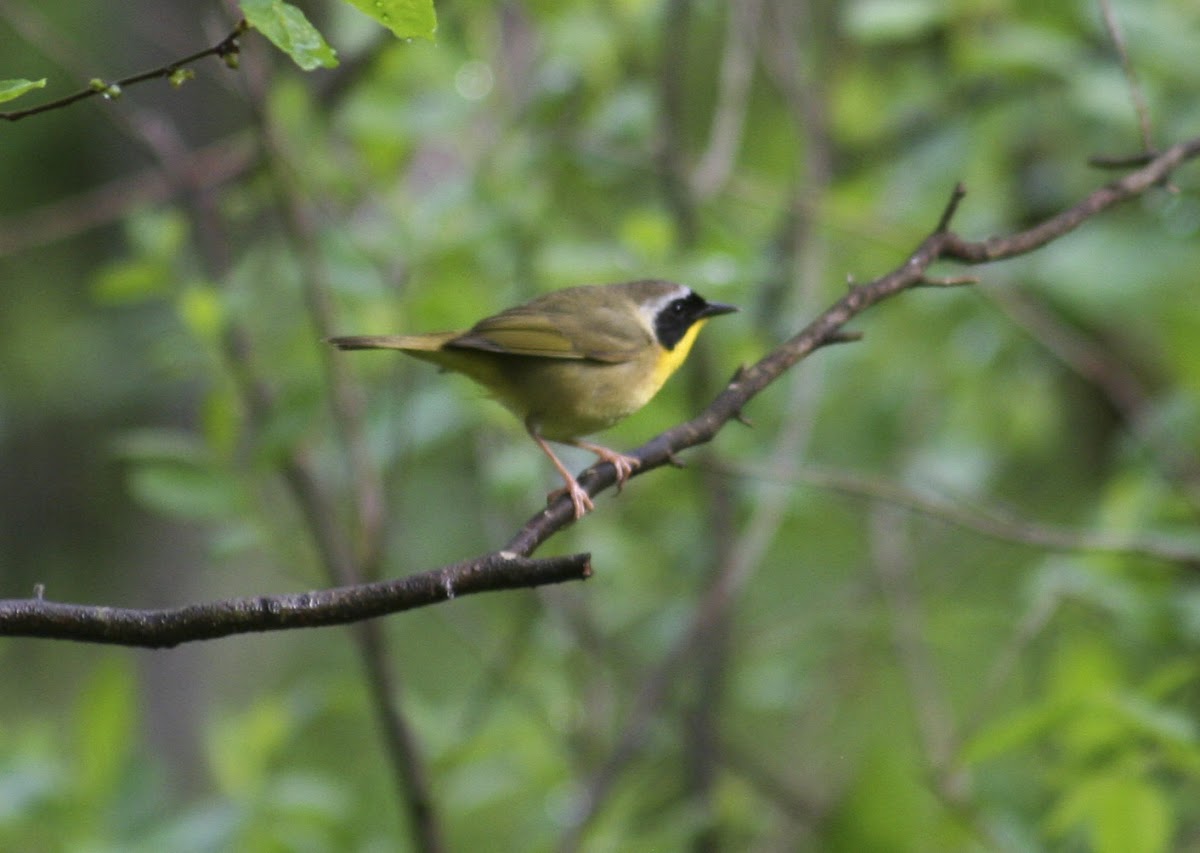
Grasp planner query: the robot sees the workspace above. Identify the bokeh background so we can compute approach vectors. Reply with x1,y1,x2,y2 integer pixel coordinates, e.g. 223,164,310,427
2,0,1200,850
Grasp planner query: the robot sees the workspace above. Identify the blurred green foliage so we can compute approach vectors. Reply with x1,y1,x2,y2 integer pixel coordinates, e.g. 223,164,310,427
2,0,1200,850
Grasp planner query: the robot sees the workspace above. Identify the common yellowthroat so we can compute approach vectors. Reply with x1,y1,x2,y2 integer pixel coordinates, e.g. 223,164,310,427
329,280,737,518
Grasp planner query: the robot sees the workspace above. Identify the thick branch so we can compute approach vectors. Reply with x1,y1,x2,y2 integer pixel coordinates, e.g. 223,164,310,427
0,553,590,647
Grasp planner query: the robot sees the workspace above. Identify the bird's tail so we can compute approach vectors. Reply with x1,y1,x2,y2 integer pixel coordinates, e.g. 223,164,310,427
326,333,458,351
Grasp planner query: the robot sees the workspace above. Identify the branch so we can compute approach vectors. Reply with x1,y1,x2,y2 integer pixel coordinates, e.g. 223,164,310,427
0,133,257,256
3,136,1197,647
0,553,590,647
506,134,1200,557
240,70,442,850
755,464,1200,566
869,506,973,812
1097,0,1155,155
690,0,763,198
985,286,1200,506
0,20,248,122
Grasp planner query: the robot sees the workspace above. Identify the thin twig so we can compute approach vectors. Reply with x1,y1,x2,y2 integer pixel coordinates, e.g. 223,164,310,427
0,134,257,256
656,0,698,246
1097,0,1155,154
720,739,826,826
252,97,388,575
0,20,248,122
959,580,1062,741
869,506,999,846
725,463,1200,566
935,182,968,233
984,285,1200,507
690,0,763,198
354,619,445,853
1088,151,1156,170
869,506,967,799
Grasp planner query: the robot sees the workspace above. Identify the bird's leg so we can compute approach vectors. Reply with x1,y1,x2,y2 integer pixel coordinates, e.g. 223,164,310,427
526,421,593,519
567,439,640,493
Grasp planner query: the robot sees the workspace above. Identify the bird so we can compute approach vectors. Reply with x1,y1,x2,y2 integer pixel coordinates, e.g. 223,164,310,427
329,279,737,519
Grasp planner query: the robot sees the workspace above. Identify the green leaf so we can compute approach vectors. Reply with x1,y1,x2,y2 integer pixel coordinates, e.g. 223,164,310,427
0,78,46,104
240,0,338,70
341,0,437,41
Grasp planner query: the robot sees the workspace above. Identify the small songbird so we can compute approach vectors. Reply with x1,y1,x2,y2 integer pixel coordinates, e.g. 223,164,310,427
329,279,737,518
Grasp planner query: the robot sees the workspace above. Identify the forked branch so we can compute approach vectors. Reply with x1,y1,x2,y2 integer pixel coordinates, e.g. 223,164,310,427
2,136,1198,645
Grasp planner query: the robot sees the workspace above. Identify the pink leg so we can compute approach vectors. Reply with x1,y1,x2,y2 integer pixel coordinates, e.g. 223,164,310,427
526,423,594,519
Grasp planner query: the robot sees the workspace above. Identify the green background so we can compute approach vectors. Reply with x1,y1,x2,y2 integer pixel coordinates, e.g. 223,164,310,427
2,0,1200,850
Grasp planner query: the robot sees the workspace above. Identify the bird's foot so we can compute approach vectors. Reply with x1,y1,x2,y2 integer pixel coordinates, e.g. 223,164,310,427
572,441,640,493
546,480,595,519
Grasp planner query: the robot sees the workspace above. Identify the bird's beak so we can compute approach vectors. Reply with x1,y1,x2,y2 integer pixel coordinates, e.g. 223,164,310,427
699,300,739,318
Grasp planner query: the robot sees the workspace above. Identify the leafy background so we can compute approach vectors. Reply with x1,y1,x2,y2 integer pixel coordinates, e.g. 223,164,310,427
2,0,1200,850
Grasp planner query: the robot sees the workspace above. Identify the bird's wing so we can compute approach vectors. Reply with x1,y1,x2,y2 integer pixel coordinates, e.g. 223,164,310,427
448,302,650,363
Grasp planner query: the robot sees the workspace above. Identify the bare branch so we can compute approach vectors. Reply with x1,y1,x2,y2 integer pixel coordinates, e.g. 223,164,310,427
1088,151,1158,170
985,286,1200,505
935,181,968,233
0,134,256,256
690,0,763,198
869,506,969,806
938,138,1200,263
505,134,1200,557
0,553,590,647
3,136,1197,647
758,464,1200,566
1097,0,1155,154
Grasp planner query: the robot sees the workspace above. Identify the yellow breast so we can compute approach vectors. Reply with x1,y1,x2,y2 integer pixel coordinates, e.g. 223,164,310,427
647,318,708,391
